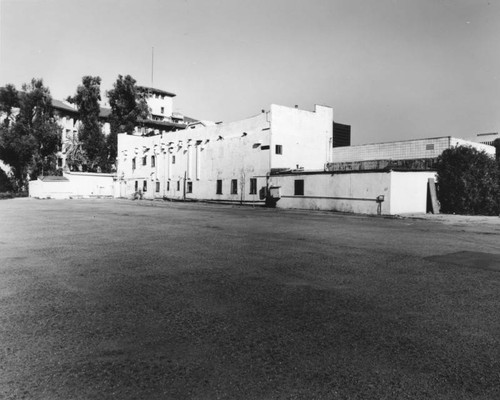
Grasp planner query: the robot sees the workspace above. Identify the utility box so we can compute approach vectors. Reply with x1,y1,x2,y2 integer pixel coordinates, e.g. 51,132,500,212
269,186,281,199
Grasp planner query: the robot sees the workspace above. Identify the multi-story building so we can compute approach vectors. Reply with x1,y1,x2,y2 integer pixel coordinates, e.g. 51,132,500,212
52,86,192,171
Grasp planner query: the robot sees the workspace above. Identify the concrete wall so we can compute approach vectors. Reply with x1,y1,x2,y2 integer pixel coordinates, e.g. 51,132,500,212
64,172,115,197
272,170,435,215
270,104,333,170
389,171,436,214
29,180,73,199
271,172,391,215
331,137,496,163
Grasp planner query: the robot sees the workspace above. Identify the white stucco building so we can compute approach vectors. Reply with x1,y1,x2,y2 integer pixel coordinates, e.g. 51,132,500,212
116,104,334,203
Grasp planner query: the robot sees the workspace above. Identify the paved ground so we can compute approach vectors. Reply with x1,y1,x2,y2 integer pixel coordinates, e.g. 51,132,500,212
1,198,500,399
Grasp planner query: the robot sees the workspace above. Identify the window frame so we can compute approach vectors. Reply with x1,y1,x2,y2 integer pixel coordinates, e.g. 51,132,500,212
294,179,304,196
231,179,238,195
275,144,283,155
216,179,223,195
249,178,257,195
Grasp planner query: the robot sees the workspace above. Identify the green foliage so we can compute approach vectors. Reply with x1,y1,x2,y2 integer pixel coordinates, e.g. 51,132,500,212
0,79,61,190
0,84,19,126
106,75,150,165
436,146,500,215
0,167,14,192
71,76,107,172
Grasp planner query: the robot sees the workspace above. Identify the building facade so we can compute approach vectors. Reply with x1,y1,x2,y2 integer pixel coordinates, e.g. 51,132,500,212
116,104,335,203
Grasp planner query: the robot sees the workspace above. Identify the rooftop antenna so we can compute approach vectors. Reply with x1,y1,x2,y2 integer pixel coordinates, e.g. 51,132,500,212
151,46,154,88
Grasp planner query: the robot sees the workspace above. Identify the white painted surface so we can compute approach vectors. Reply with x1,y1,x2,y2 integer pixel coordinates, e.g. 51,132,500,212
117,104,335,202
389,171,436,215
272,171,437,215
272,172,391,214
64,172,115,197
29,180,72,199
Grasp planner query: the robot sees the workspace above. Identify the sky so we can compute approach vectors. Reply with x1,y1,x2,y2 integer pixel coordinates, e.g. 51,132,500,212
1,0,499,144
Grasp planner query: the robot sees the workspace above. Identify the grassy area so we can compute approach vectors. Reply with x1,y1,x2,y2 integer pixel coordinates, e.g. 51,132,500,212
1,199,499,399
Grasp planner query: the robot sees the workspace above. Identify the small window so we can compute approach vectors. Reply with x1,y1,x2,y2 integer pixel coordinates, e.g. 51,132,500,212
187,181,193,193
161,107,164,114
216,179,222,194
155,181,160,192
177,180,181,191
135,181,138,191
261,145,270,150
132,158,136,170
151,155,155,167
426,144,435,150
294,179,304,196
231,179,238,195
250,178,257,195
172,155,176,164
167,181,170,191
275,144,283,155
143,180,148,192
142,156,147,166
57,158,63,168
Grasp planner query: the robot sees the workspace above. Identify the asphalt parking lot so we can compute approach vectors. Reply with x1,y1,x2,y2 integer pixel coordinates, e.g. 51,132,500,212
1,198,500,399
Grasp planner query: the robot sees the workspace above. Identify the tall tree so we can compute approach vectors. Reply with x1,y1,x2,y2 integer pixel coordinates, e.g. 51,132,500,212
0,84,19,127
106,75,149,166
0,79,61,190
436,146,500,215
70,76,107,172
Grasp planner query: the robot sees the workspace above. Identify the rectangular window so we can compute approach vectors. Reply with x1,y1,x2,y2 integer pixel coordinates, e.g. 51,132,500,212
187,181,193,193
151,155,155,167
426,144,435,150
261,145,270,150
294,179,304,196
155,181,160,192
177,180,180,191
250,178,257,195
132,158,136,170
135,181,138,191
216,179,222,194
167,181,170,191
143,180,148,192
275,144,283,155
161,107,164,114
57,158,63,168
231,179,238,194
172,155,176,164
142,156,147,166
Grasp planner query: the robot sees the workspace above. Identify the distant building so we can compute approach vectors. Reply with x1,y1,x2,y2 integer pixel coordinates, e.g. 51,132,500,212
52,86,195,170
473,132,499,146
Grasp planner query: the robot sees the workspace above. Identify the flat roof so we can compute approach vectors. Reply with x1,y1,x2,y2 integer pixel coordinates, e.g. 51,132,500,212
137,86,176,98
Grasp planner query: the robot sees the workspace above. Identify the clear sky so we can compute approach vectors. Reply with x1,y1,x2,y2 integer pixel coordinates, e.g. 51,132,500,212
1,0,499,144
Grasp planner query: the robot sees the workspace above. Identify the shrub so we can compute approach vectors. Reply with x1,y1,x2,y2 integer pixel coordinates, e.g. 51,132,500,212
436,146,500,215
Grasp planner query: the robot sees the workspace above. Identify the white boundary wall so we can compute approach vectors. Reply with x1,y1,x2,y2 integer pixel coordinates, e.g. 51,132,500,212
271,171,436,215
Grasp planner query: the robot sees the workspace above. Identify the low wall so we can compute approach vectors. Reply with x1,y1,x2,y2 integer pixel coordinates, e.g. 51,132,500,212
64,172,115,197
29,180,73,199
271,172,391,215
271,170,434,215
